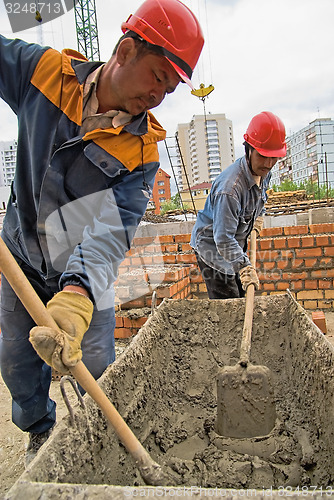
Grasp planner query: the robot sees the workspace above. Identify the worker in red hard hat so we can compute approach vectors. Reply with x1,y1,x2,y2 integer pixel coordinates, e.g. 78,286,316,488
191,111,286,300
0,0,204,465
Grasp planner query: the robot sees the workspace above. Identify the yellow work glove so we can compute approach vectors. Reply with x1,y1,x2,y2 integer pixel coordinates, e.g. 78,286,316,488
239,265,260,291
253,216,264,235
30,291,94,374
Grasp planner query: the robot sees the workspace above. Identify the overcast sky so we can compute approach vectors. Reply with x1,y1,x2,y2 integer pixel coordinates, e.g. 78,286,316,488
1,0,334,183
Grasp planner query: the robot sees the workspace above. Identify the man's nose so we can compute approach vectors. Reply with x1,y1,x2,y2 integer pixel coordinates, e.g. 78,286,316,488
264,157,277,168
150,84,167,105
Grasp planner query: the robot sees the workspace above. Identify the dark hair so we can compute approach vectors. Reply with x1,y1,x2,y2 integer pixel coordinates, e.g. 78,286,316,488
243,141,254,168
112,31,159,60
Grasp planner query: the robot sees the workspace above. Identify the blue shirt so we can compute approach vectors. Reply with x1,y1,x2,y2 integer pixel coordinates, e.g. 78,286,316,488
190,156,270,275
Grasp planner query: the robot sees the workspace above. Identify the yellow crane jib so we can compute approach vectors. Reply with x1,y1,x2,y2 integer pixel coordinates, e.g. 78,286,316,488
191,83,214,98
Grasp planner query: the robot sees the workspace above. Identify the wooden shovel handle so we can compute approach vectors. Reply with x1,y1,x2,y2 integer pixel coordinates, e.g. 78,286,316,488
0,236,162,481
239,230,257,366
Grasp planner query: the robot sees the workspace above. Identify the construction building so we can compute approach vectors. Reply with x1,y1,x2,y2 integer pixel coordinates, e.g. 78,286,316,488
176,113,235,189
271,118,334,189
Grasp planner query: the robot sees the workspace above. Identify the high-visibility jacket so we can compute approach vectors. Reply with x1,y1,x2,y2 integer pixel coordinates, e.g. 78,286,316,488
0,35,166,306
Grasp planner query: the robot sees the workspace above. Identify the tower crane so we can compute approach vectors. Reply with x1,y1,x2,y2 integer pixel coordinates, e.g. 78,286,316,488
74,0,100,61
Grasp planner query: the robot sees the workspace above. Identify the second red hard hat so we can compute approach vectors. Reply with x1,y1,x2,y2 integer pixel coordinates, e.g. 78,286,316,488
244,111,287,157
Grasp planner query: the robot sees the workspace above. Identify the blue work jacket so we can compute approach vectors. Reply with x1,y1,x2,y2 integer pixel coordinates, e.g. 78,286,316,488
190,156,270,275
0,35,166,307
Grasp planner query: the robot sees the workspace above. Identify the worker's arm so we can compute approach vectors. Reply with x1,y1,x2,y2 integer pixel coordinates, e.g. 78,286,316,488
211,192,251,273
59,161,159,309
0,35,49,113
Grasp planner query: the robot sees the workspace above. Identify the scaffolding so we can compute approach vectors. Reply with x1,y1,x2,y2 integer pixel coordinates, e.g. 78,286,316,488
74,0,100,61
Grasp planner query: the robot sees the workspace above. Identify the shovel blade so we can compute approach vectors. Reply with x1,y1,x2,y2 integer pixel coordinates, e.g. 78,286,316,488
216,364,276,438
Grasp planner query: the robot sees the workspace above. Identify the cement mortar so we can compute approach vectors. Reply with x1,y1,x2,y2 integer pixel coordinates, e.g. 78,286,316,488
6,293,334,498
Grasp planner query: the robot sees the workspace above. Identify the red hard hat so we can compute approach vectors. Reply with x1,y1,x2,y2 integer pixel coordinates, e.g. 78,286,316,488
243,111,287,157
121,0,204,89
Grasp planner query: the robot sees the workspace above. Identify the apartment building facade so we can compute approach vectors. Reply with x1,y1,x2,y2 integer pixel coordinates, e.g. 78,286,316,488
271,118,334,190
150,167,171,214
0,140,17,187
176,113,235,189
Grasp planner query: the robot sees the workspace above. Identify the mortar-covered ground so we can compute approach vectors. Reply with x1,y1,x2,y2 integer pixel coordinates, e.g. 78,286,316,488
1,312,333,497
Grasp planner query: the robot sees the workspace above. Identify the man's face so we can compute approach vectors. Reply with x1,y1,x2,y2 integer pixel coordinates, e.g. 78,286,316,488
98,39,181,115
250,149,279,177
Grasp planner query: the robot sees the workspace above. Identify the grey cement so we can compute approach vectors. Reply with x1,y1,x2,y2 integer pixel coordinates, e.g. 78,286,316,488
6,293,334,498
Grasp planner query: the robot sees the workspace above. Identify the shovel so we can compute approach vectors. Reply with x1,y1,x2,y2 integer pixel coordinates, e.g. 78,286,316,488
216,230,276,438
0,236,170,486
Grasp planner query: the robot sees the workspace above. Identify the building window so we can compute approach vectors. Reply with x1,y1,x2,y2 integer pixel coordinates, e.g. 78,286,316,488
159,197,166,203
157,181,164,186
158,189,165,194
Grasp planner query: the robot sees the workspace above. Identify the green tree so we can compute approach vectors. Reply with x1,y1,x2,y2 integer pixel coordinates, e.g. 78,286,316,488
160,193,186,214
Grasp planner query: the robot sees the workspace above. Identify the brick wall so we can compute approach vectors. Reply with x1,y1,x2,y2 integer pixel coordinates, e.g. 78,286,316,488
114,222,334,337
257,223,334,310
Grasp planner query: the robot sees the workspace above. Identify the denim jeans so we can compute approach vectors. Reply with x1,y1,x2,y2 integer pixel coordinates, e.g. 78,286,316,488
0,260,115,433
195,252,245,300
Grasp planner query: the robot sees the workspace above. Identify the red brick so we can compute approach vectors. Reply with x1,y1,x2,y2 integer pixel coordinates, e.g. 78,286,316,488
290,281,304,290
132,236,155,246
282,271,308,280
284,225,308,235
324,246,334,257
115,316,124,328
174,234,191,243
261,227,283,237
304,280,318,290
291,258,304,268
287,237,300,248
277,261,289,269
318,279,332,289
257,250,280,261
273,239,287,249
263,261,276,270
163,243,178,253
295,248,322,258
114,328,133,339
162,255,176,264
259,240,272,250
304,258,318,268
280,250,294,259
158,235,174,243
263,283,276,290
181,243,193,252
312,311,327,333
176,254,197,264
277,282,290,290
301,236,315,247
316,235,330,246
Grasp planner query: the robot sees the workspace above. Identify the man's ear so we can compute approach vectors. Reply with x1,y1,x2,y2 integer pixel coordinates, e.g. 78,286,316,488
116,37,137,66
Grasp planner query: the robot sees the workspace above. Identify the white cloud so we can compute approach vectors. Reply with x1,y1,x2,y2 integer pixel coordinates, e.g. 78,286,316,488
1,0,334,170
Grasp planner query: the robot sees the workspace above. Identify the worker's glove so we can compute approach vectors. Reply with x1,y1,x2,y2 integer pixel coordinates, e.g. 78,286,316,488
239,265,260,291
29,291,94,374
253,216,264,235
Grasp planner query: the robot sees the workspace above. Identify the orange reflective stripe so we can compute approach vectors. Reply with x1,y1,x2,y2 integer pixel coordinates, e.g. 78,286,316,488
30,48,86,125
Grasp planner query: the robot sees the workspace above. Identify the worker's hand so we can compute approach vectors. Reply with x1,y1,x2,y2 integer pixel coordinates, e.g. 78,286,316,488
253,216,264,235
29,291,94,374
239,265,260,291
